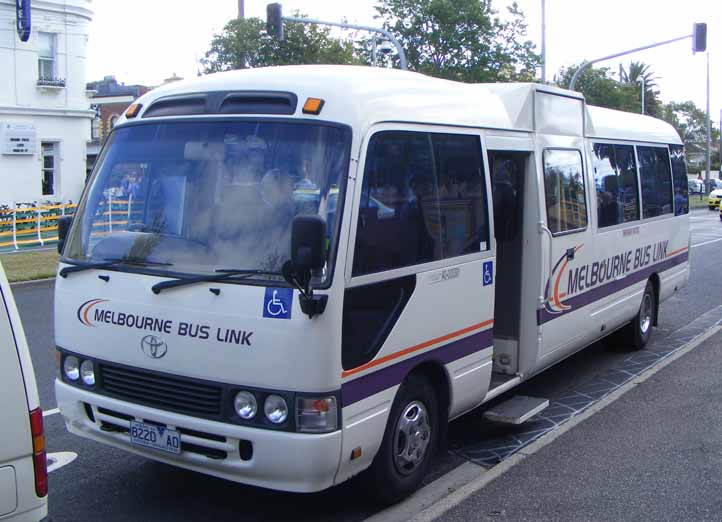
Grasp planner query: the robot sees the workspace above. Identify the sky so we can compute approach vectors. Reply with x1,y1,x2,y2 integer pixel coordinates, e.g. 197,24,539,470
86,0,722,124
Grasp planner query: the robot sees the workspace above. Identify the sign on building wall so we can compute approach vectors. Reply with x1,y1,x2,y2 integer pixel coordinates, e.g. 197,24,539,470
1,123,37,155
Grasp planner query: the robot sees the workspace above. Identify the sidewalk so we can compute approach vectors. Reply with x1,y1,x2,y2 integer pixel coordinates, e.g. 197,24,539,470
439,330,722,522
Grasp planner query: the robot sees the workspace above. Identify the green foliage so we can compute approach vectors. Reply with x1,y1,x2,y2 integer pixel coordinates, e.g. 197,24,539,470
661,101,721,170
371,0,540,82
556,65,639,112
620,61,661,117
202,15,357,73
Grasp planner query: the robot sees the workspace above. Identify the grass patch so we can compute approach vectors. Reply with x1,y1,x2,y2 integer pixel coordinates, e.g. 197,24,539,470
0,250,59,283
690,195,711,209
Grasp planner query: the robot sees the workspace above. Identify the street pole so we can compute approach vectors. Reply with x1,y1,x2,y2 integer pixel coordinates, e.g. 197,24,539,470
641,77,645,115
569,34,691,91
706,51,711,193
282,15,408,70
541,0,546,83
238,0,244,18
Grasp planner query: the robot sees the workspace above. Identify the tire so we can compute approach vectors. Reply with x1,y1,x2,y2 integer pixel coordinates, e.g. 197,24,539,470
623,280,656,351
365,374,438,504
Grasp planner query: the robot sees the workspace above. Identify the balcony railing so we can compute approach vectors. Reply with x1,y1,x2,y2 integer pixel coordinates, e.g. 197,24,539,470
37,77,66,88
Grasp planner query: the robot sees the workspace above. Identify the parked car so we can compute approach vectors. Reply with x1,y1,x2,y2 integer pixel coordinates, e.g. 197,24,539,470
708,188,722,210
0,262,48,521
706,178,722,192
688,179,703,194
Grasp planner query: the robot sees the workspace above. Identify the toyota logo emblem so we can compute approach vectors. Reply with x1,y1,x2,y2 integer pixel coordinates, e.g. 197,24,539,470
141,335,168,359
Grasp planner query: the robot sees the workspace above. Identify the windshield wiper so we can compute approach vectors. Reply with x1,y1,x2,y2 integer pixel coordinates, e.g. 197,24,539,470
59,258,172,278
151,269,283,295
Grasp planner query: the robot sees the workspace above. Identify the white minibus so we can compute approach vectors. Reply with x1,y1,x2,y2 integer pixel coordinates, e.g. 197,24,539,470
0,263,49,521
54,65,689,502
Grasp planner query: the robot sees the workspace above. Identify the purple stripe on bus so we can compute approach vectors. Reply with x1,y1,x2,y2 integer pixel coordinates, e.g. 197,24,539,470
539,251,688,325
341,328,494,407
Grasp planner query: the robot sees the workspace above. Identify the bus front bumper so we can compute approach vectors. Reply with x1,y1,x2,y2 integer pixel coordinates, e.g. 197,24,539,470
55,380,342,493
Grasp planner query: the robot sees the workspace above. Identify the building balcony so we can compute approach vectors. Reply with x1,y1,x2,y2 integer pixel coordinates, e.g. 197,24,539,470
37,77,67,89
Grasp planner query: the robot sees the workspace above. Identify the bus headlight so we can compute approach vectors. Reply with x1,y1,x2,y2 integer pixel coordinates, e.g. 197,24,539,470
234,391,257,420
264,395,288,424
63,356,80,381
80,360,95,386
296,397,338,433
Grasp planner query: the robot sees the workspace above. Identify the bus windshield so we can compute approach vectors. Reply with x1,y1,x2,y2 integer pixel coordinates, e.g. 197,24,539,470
65,120,351,282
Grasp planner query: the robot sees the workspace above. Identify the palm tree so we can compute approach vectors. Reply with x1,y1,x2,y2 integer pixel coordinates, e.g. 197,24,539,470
620,61,660,116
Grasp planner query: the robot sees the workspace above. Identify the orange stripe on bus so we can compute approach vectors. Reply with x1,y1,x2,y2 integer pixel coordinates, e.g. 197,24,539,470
666,246,688,258
341,319,494,379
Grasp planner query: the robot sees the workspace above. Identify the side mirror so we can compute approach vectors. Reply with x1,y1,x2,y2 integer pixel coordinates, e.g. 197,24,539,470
57,216,73,254
291,215,326,273
283,215,328,318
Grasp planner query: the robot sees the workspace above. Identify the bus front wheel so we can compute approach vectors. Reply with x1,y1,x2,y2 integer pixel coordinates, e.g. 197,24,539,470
623,280,655,351
367,374,438,504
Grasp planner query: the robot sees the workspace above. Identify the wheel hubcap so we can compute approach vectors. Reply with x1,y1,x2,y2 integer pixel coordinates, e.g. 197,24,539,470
393,400,431,476
640,293,652,335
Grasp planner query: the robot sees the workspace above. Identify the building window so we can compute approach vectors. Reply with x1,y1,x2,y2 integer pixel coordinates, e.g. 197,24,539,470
38,32,56,80
91,118,100,141
41,142,57,196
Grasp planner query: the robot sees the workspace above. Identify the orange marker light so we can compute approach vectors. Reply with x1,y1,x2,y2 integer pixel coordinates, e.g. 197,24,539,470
125,103,142,118
351,447,362,460
302,98,324,115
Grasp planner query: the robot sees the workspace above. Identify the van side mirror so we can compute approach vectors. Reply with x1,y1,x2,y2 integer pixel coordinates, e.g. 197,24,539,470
57,216,73,254
283,215,328,318
291,215,326,273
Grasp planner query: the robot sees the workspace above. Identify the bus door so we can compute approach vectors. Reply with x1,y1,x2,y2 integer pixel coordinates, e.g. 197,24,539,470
537,142,594,361
485,141,536,378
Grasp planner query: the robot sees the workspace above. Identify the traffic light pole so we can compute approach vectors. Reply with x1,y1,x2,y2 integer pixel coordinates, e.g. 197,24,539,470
281,15,408,70
568,34,692,91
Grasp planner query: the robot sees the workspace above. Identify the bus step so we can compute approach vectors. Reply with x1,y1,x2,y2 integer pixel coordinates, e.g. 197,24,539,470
483,396,549,425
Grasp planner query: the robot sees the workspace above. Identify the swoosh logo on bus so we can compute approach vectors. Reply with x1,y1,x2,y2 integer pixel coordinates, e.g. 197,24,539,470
76,299,108,327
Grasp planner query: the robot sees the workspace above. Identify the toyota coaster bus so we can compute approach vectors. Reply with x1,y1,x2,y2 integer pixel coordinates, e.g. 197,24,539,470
54,65,690,502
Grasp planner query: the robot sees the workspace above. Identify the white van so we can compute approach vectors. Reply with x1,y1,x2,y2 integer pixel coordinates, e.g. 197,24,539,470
0,263,48,521
54,65,689,502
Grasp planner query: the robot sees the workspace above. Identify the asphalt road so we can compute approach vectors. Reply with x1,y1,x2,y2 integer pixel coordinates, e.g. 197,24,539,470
9,208,722,522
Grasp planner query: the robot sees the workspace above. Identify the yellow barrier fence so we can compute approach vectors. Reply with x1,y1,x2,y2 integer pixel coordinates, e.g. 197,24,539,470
0,201,77,252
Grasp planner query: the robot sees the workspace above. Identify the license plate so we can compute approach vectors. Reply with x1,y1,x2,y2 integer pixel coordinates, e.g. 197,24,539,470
130,421,181,455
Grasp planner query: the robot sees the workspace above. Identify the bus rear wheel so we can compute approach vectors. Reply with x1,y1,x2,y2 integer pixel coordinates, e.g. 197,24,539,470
366,374,438,504
623,280,655,351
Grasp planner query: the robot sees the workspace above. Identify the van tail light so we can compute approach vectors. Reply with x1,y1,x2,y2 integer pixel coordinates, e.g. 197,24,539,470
29,408,48,497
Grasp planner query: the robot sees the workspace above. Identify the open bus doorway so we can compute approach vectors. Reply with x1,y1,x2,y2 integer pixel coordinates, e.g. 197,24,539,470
489,151,529,377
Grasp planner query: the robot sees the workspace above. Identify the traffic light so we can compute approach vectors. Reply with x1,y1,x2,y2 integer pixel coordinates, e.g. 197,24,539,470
267,3,284,41
693,23,707,53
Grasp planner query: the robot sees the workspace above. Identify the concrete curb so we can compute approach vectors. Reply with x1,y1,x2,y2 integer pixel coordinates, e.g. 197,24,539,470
10,277,56,288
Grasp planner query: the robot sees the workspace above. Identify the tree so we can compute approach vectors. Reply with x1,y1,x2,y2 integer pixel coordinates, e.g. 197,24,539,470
620,61,661,116
372,0,540,82
660,101,720,171
556,65,638,112
202,15,357,73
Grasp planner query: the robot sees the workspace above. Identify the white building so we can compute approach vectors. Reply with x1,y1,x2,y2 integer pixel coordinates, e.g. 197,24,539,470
0,0,93,206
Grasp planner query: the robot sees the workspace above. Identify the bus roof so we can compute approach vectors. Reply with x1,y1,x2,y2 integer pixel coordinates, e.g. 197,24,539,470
122,65,681,145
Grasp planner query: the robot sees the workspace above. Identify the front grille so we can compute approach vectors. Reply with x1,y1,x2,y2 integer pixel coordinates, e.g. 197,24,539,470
99,364,223,417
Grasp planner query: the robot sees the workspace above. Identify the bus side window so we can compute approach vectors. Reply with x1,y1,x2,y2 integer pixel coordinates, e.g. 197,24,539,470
638,146,673,219
592,143,640,228
669,145,689,215
543,149,587,234
353,131,490,277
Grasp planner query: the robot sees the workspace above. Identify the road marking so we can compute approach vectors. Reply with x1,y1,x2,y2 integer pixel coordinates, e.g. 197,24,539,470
367,322,722,522
43,407,60,417
691,237,722,248
47,452,78,473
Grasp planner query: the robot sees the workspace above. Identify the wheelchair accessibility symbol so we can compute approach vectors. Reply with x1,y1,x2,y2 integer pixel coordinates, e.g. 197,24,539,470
263,288,293,319
482,261,494,286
